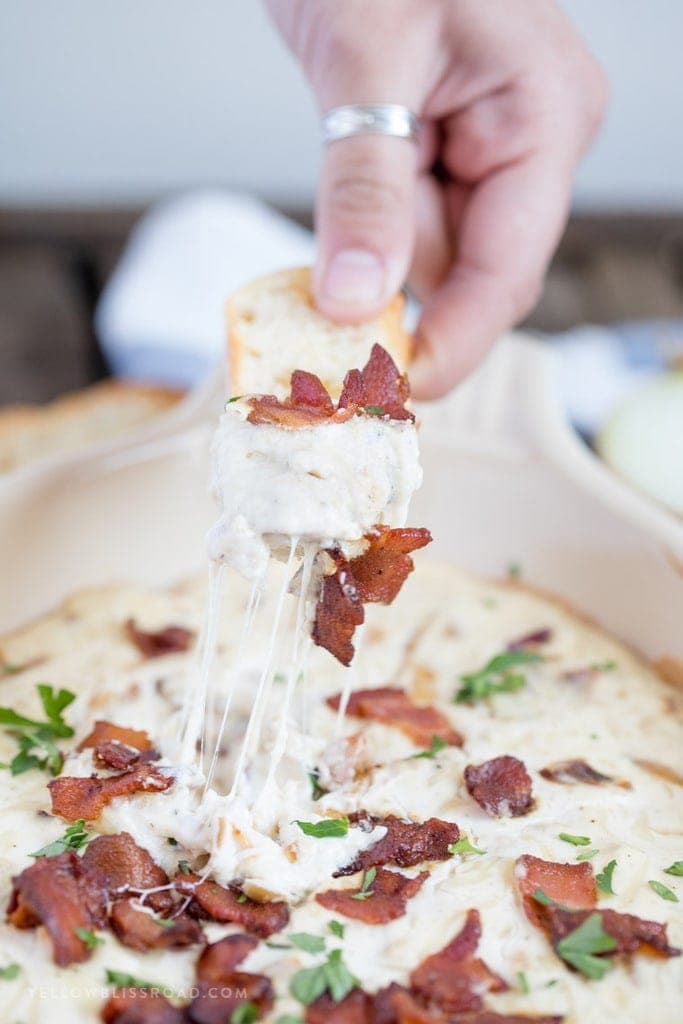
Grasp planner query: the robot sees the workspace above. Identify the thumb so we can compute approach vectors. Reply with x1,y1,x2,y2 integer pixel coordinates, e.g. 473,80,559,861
313,130,418,324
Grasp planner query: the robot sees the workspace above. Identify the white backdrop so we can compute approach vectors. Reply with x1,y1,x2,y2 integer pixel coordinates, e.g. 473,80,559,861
1,0,681,209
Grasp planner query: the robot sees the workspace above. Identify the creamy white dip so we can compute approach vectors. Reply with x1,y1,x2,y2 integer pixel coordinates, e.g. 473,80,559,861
207,403,422,580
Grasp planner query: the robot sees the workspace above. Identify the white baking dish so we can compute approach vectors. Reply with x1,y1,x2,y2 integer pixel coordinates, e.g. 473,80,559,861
0,336,681,670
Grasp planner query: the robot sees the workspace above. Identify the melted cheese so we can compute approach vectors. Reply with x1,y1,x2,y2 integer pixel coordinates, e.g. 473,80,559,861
0,564,681,1023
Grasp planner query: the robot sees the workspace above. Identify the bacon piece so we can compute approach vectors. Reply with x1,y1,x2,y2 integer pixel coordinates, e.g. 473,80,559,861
101,991,185,1024
350,527,432,605
82,832,172,914
190,936,272,1024
464,756,534,818
290,370,336,415
312,549,365,666
514,855,596,927
125,619,194,659
49,764,173,822
175,875,289,938
110,899,204,951
339,344,413,421
327,686,462,748
335,812,458,877
317,867,428,924
507,628,553,651
7,851,95,966
93,742,156,771
306,989,374,1024
540,759,612,785
409,909,507,1014
78,720,154,752
542,905,680,961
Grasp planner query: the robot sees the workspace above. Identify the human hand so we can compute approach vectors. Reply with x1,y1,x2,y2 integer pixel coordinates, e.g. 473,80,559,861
266,0,606,397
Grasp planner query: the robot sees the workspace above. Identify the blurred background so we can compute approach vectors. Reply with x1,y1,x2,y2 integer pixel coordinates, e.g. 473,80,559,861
0,0,681,509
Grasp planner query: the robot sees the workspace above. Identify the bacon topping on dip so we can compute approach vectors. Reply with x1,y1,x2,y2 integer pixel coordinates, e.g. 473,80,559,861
125,619,195,659
110,899,204,952
409,909,508,1014
8,851,96,966
507,628,553,652
316,867,428,924
464,756,534,818
175,874,289,938
327,686,462,748
102,990,185,1024
82,832,172,912
540,905,681,961
314,528,432,665
540,760,613,785
335,812,459,877
248,344,414,429
306,989,374,1024
514,854,597,927
49,764,173,822
190,934,273,1024
78,720,154,752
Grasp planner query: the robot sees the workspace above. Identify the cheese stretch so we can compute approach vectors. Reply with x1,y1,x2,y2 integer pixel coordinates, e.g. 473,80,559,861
207,401,422,579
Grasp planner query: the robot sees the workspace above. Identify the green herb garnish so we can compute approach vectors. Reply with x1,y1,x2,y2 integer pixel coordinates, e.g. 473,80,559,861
226,395,244,405
328,920,345,939
31,819,91,858
576,849,600,861
231,1002,258,1024
648,880,678,902
177,860,192,875
265,941,291,950
296,817,349,839
559,833,592,847
411,735,448,760
308,769,329,801
455,650,541,704
290,948,356,1005
664,861,683,877
236,893,249,904
556,913,617,979
517,970,530,994
0,684,75,776
0,964,21,980
75,927,103,950
351,867,376,901
364,405,385,416
448,837,485,857
596,859,617,896
289,933,326,954
167,837,178,846
507,562,522,581
105,968,160,990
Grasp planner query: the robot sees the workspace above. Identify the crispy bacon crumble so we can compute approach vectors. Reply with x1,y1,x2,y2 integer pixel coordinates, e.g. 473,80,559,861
335,811,459,877
49,763,173,822
174,874,289,938
316,867,429,924
464,755,534,818
125,619,195,659
514,854,597,927
327,686,462,747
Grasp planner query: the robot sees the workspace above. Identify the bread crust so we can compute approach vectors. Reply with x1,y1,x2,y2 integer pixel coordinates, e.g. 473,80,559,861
227,267,412,399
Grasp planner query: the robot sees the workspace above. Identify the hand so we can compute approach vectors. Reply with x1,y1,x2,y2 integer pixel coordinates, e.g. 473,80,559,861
266,0,606,397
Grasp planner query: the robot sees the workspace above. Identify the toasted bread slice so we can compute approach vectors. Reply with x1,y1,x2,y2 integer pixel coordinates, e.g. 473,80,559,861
0,380,183,474
227,267,412,400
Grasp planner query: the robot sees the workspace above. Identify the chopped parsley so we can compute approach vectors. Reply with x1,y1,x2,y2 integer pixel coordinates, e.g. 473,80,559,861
167,837,179,846
517,970,530,994
308,769,329,801
351,867,376,900
236,893,249,904
507,561,522,581
559,833,592,847
664,861,683,877
265,941,291,950
31,819,91,858
296,817,349,839
648,880,678,902
75,927,103,950
177,860,192,875
556,913,617,980
411,735,448,760
290,948,356,1005
532,889,571,911
448,837,485,857
454,650,541,704
0,963,20,980
105,968,161,990
596,859,617,896
0,684,75,776
328,920,345,939
576,849,600,861
231,1003,258,1024
289,933,326,954
225,395,244,405
364,405,385,416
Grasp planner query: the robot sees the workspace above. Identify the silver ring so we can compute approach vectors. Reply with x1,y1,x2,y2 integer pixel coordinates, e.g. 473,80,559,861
321,104,420,145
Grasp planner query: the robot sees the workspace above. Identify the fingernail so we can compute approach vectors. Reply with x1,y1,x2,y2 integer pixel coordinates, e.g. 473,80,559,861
322,249,385,305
